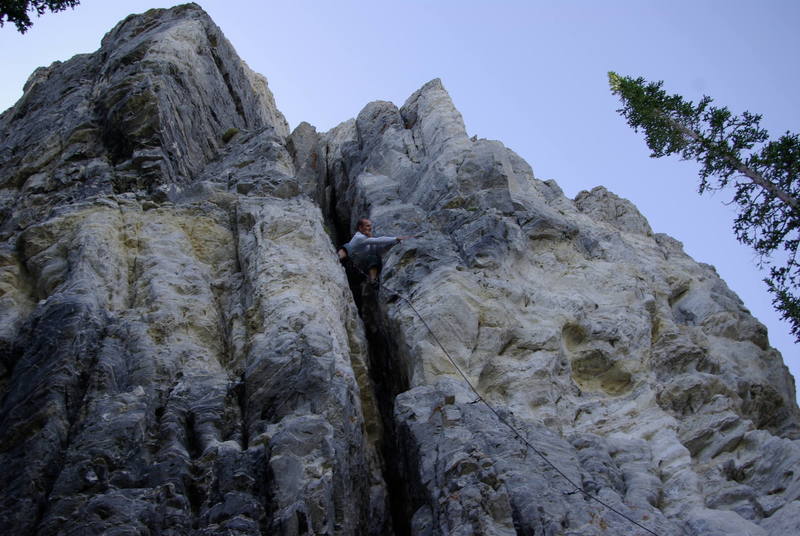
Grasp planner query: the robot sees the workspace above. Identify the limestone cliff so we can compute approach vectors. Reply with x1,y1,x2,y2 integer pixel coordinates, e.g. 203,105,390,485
0,5,798,536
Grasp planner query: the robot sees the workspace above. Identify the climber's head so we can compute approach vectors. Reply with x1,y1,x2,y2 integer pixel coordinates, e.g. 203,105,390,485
357,218,373,237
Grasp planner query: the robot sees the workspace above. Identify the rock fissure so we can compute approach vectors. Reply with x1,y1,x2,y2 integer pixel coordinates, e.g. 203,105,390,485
209,46,247,128
350,279,411,535
322,135,421,533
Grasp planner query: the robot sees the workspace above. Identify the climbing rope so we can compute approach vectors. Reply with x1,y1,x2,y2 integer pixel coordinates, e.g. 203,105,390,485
344,258,664,536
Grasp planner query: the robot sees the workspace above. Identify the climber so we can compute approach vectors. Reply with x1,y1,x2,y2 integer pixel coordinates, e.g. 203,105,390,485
338,218,411,284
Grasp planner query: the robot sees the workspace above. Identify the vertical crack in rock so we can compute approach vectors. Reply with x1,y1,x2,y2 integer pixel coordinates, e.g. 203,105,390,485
206,29,247,127
233,371,249,450
232,196,387,534
362,298,412,536
184,411,205,525
351,275,411,535
319,156,410,535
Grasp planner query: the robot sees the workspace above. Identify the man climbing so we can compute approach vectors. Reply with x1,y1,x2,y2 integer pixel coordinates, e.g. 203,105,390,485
338,218,411,284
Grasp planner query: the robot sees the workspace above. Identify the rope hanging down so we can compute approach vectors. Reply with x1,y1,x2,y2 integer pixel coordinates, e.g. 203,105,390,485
346,260,664,536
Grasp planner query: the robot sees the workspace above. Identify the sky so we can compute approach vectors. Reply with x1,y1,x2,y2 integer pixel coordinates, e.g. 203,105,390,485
1,1,799,397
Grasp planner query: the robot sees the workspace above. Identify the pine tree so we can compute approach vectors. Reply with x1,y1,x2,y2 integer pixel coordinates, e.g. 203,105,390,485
609,72,800,341
0,1,80,33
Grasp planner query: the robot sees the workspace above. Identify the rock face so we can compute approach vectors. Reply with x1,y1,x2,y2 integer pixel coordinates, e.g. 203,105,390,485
0,5,798,536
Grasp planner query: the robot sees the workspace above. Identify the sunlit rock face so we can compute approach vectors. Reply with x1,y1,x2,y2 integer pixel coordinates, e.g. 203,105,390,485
0,4,798,536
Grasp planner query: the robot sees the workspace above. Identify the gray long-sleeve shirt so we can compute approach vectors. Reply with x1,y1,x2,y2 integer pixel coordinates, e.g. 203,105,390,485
344,231,399,268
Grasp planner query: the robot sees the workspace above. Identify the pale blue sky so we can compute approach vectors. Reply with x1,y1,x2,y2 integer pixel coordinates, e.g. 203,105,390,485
2,1,799,394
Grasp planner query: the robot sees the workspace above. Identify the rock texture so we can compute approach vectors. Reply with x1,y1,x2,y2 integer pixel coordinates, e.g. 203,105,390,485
0,4,798,536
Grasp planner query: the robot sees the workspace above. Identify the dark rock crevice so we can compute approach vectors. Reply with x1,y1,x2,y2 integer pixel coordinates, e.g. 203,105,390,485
225,206,250,453
231,372,249,449
321,167,412,535
209,45,247,128
360,293,412,536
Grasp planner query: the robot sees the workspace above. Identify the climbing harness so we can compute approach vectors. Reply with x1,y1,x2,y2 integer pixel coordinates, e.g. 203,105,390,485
344,257,666,536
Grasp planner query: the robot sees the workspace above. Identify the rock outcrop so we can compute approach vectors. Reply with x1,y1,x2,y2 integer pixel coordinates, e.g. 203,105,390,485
0,4,798,535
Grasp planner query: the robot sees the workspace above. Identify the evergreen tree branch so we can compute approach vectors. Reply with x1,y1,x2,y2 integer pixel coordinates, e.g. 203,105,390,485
668,117,799,211
609,71,800,341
